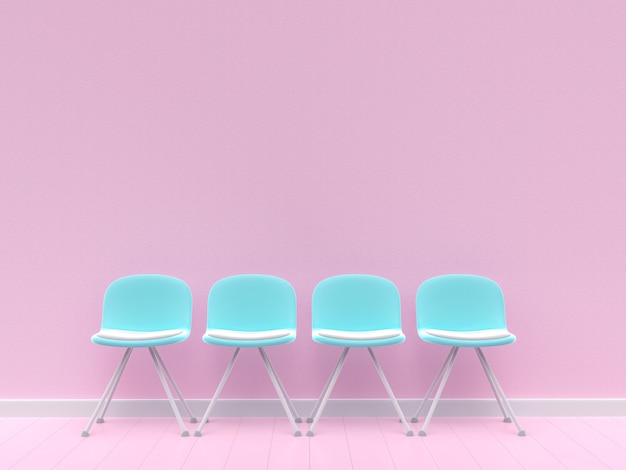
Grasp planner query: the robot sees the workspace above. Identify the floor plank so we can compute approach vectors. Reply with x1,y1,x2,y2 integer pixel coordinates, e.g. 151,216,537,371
0,418,70,469
92,418,173,469
266,418,309,470
223,418,276,470
309,418,352,470
530,417,610,469
417,417,482,470
0,418,38,447
181,418,240,470
479,417,566,469
583,417,626,449
613,417,626,426
11,419,85,470
343,417,395,470
53,417,140,469
2,415,626,469
138,419,197,469
547,417,626,470
377,417,438,470
445,417,524,470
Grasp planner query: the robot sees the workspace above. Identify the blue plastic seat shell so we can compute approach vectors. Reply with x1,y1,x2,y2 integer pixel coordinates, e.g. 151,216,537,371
91,274,192,348
416,274,515,348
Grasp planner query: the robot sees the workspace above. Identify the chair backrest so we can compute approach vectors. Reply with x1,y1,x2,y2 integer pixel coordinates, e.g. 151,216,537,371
416,274,507,332
207,275,296,331
102,274,192,333
312,274,402,331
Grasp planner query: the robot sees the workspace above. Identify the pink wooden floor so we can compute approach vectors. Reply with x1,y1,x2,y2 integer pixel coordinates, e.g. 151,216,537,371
1,416,625,469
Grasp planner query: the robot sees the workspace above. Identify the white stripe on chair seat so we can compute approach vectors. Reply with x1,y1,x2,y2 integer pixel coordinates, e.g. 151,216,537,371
316,329,402,341
206,329,292,341
95,329,185,341
423,328,511,340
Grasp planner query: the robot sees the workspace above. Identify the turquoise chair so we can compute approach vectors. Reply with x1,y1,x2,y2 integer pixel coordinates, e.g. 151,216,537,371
307,275,413,437
82,274,196,437
412,274,525,436
195,275,301,437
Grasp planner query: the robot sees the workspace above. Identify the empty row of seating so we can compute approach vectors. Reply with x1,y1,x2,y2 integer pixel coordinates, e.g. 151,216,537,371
82,273,525,438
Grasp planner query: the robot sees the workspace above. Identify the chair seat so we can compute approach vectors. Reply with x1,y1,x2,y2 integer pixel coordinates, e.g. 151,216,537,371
95,328,186,341
205,328,292,341
316,328,402,341
422,328,512,340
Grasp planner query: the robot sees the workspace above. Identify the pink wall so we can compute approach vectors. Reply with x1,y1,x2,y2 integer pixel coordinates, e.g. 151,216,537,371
1,1,625,400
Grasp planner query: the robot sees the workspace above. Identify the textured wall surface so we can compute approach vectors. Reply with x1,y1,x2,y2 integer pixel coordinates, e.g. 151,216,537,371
1,1,625,400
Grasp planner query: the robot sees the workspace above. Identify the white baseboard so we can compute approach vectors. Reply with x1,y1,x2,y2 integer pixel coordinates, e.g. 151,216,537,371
1,398,625,418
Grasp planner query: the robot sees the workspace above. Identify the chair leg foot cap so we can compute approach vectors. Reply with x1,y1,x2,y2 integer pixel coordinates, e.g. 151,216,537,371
293,430,302,437
194,431,202,437
81,431,89,437
306,430,315,437
306,418,313,423
295,417,302,423
96,418,104,424
518,430,526,437
504,417,512,423
406,430,414,437
411,417,418,423
181,431,190,437
418,430,427,437
190,417,198,424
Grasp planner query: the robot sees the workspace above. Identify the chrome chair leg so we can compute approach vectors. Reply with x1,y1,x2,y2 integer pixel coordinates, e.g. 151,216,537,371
475,348,509,422
412,347,456,423
82,348,133,437
259,348,301,436
149,347,189,436
367,348,413,436
475,348,525,436
306,347,350,437
195,348,241,437
418,347,459,436
258,347,301,422
152,349,197,423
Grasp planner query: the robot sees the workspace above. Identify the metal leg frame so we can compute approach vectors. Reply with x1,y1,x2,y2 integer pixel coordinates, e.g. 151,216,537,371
82,348,133,437
152,349,197,424
411,347,457,424
97,347,133,424
474,348,510,422
475,348,525,436
259,348,302,436
195,348,241,437
258,348,301,423
367,348,414,436
148,347,190,436
306,347,350,437
418,347,459,436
